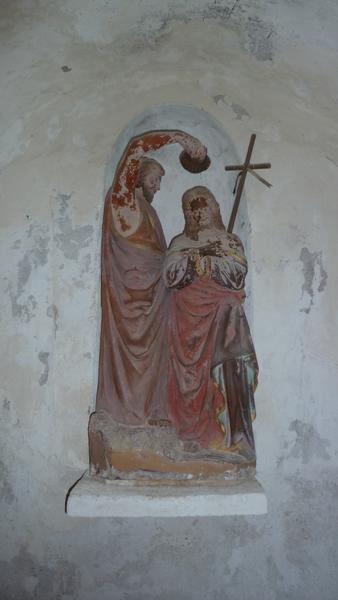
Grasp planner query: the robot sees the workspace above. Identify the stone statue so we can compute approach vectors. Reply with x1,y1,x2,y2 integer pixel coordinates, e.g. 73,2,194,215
95,130,207,426
89,135,258,480
164,186,258,459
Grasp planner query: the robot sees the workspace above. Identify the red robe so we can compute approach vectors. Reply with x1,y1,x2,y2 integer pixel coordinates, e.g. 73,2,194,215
164,229,257,449
96,132,177,425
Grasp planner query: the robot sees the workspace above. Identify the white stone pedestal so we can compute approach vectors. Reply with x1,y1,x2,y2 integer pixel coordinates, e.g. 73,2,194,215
66,474,267,517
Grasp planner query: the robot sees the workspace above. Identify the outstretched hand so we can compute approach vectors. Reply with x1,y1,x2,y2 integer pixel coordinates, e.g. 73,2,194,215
180,134,207,162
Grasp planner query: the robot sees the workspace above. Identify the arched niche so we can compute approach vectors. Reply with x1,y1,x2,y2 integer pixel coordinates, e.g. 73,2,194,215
67,105,266,513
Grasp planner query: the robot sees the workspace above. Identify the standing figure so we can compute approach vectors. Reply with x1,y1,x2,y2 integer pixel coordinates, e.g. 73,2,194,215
164,186,258,454
95,131,207,426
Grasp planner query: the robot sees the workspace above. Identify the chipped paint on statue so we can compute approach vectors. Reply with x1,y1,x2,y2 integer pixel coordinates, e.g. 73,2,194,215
89,128,259,481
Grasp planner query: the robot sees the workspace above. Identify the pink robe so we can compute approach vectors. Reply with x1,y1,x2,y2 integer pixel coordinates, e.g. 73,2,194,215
96,132,177,426
164,230,257,449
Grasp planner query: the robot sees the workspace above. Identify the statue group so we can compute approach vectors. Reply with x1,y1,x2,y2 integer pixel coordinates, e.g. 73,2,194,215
89,130,258,480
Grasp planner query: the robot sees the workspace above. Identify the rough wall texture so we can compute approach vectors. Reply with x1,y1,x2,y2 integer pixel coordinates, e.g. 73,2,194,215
1,1,338,598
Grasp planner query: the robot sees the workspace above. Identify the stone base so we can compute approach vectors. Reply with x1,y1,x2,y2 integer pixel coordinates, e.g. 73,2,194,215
66,474,267,517
89,410,256,481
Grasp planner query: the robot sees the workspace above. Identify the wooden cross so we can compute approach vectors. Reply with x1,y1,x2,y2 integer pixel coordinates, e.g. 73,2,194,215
225,134,272,233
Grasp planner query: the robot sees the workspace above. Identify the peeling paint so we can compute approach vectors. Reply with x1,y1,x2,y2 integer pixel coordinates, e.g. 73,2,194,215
83,254,91,273
300,247,328,313
133,1,242,50
3,397,10,411
213,95,250,119
38,351,50,386
46,304,58,337
11,239,21,250
9,290,37,323
244,17,275,61
283,471,338,577
7,224,49,322
54,193,93,260
230,102,250,120
266,555,284,591
279,420,331,466
0,460,15,504
0,546,80,600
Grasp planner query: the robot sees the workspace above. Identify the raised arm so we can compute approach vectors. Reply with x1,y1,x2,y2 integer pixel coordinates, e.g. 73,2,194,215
111,130,206,237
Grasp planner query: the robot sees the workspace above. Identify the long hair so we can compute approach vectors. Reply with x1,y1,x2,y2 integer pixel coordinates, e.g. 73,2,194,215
182,186,225,241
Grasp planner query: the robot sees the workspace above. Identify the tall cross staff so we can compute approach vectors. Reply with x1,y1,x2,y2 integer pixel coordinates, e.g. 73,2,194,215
225,134,272,233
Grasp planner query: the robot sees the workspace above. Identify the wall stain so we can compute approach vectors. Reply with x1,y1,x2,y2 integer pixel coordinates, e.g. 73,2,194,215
266,555,284,593
243,17,275,61
83,253,91,273
231,102,250,120
0,460,16,504
54,193,93,260
9,289,38,323
3,397,10,411
283,470,338,576
326,155,338,167
47,304,58,337
57,191,73,215
38,351,50,386
11,239,21,250
278,419,330,466
133,1,274,63
213,95,250,119
300,247,327,313
8,223,49,322
0,546,80,600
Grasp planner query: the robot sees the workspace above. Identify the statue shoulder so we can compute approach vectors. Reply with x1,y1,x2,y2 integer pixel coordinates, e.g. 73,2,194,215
166,233,191,256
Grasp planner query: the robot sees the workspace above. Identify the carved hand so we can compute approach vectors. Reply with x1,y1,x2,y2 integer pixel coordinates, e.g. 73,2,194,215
177,133,207,162
198,241,224,258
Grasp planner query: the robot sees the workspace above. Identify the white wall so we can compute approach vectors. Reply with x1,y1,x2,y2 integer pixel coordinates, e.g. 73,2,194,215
1,1,338,598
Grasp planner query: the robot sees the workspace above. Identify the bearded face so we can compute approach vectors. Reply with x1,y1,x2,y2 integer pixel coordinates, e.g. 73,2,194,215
140,166,163,204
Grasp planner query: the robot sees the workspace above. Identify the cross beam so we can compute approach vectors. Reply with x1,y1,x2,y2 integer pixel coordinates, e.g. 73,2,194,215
225,134,272,233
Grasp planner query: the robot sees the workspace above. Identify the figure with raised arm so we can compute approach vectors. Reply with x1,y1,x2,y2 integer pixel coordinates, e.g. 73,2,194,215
95,131,207,427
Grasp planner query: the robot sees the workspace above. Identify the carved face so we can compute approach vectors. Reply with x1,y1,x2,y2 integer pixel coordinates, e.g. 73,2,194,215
182,186,225,240
189,196,213,229
142,166,163,203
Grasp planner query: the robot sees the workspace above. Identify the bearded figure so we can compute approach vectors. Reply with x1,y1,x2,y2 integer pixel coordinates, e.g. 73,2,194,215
164,186,258,457
95,131,207,427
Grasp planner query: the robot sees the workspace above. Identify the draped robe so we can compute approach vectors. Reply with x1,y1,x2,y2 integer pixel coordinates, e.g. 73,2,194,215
96,132,178,426
164,229,258,449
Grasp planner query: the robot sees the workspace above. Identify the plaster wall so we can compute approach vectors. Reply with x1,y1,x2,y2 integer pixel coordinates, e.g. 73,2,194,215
1,1,338,598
